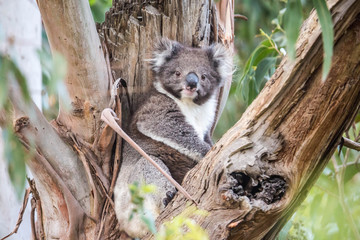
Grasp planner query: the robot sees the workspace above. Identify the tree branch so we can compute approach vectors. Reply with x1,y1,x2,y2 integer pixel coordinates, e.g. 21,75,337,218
36,0,110,143
155,1,360,239
8,78,92,215
212,0,235,134
343,137,360,151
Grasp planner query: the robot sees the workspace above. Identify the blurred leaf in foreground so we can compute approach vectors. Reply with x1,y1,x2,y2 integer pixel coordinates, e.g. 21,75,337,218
313,0,334,81
2,127,27,199
283,0,303,59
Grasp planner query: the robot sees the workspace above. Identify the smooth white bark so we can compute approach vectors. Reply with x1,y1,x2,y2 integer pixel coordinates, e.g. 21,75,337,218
0,0,41,239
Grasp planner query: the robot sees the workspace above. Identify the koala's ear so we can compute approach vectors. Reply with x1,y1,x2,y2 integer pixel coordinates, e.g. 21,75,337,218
207,44,233,85
150,38,183,72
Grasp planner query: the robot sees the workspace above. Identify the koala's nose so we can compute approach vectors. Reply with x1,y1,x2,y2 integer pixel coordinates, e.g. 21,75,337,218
185,72,199,90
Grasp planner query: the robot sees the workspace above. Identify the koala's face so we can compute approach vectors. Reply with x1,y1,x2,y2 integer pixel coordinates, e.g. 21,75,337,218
150,39,232,105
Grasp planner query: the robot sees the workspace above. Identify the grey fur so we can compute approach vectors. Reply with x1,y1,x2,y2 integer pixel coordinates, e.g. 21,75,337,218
114,39,232,238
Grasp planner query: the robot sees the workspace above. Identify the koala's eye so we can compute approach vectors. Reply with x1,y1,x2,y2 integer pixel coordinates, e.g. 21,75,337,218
201,75,206,81
175,71,181,76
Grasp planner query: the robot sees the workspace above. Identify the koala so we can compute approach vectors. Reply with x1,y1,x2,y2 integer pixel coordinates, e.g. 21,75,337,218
114,38,232,238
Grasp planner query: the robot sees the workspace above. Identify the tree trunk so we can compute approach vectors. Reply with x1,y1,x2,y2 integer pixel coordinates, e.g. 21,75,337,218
5,0,360,239
0,0,41,238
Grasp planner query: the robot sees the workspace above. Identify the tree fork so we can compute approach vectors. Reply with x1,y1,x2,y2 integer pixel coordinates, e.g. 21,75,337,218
155,2,360,240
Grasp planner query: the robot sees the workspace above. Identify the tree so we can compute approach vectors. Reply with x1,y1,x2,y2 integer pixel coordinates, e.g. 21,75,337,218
1,0,360,239
0,1,41,239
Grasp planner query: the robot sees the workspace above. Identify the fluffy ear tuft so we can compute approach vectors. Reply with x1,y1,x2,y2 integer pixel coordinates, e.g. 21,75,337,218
150,38,184,73
207,44,233,85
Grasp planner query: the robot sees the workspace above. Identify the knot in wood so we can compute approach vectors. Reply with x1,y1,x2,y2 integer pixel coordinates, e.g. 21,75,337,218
15,116,30,132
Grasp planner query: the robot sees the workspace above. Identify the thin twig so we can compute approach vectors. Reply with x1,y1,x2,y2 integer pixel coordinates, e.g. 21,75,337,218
30,198,37,240
345,154,360,170
314,184,339,200
101,108,198,206
234,14,248,21
27,178,45,240
342,137,360,151
0,188,31,240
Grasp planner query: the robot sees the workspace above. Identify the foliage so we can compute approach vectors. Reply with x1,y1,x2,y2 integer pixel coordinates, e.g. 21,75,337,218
156,205,209,240
312,0,334,81
232,0,333,107
0,55,30,109
1,127,27,198
236,30,282,105
38,37,69,119
89,0,112,23
128,182,158,234
129,183,209,239
283,0,303,59
0,54,31,199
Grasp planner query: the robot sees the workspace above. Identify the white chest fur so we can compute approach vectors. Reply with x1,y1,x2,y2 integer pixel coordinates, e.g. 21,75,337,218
154,82,217,140
174,96,216,140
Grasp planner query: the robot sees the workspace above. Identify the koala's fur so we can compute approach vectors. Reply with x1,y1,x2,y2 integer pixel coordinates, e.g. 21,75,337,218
114,39,232,238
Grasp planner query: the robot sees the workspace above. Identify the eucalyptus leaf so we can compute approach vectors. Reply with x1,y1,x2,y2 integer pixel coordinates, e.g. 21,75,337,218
2,128,27,199
0,56,9,108
276,220,293,240
141,214,157,234
240,69,251,103
237,39,278,105
344,161,360,183
247,77,257,105
313,0,334,81
283,0,303,59
254,57,277,92
9,59,31,102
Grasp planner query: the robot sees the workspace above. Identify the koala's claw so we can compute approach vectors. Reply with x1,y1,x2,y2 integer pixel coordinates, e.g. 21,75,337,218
163,189,178,206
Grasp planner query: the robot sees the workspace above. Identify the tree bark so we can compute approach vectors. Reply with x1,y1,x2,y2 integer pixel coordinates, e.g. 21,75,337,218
37,0,110,143
5,0,360,239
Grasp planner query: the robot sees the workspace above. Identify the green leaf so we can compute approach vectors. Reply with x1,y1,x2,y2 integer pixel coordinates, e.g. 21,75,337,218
277,220,293,240
8,60,31,103
254,57,277,92
89,0,112,23
344,161,360,183
313,0,334,81
283,0,303,59
141,184,157,194
247,77,258,105
89,0,96,6
0,56,9,108
141,214,157,234
237,39,278,105
2,128,27,199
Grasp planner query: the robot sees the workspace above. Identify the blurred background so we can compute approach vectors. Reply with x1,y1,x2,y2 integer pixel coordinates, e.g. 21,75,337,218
0,0,359,239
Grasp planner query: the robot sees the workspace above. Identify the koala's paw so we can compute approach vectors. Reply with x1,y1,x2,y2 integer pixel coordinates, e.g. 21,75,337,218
163,189,178,206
